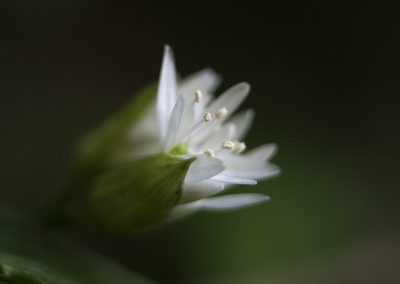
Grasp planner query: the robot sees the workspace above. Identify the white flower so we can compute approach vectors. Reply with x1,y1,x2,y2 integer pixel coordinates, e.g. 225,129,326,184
130,45,280,221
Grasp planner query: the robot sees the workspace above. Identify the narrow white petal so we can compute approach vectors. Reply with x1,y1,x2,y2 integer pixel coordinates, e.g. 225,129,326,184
167,193,269,221
207,82,250,119
185,155,225,184
177,69,220,133
178,68,221,97
164,96,184,149
229,109,255,140
247,143,278,160
180,180,225,203
196,123,236,151
211,175,257,185
157,45,177,140
167,201,203,221
199,194,269,210
218,150,280,180
223,163,281,180
181,82,249,144
181,84,249,145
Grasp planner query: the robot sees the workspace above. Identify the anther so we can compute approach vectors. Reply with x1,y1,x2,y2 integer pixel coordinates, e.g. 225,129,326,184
203,149,215,157
215,107,228,119
234,142,246,153
221,140,235,150
194,90,202,103
203,112,212,122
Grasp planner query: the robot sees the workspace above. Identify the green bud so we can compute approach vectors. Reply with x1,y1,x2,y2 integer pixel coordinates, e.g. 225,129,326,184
64,153,195,232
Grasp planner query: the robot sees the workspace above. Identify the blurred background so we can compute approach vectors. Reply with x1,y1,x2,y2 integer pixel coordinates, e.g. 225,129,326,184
1,1,399,283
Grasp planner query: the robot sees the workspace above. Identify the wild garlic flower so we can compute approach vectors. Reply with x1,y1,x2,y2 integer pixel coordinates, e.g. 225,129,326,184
61,45,280,232
131,46,280,221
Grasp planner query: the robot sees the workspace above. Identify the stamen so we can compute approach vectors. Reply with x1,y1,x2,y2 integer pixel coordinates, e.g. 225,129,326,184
179,112,213,142
194,90,202,103
234,142,246,153
203,149,215,157
203,112,212,122
221,140,235,150
215,107,228,119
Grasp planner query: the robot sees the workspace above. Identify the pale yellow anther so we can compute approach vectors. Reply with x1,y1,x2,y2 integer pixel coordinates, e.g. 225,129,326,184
203,149,215,157
194,90,202,103
203,112,212,122
234,142,246,153
221,140,235,150
215,107,228,119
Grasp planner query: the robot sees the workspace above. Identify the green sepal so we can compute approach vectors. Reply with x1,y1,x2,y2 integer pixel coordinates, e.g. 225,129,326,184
66,153,195,233
47,84,158,223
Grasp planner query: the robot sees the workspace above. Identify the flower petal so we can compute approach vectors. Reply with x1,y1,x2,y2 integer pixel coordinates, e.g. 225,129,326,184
228,109,255,140
198,193,269,210
222,163,280,180
247,143,278,160
167,201,203,221
184,155,225,184
180,180,225,203
164,96,185,149
177,69,220,136
195,123,236,151
211,175,257,185
178,68,221,98
218,147,280,180
168,193,269,221
206,82,250,119
157,45,177,140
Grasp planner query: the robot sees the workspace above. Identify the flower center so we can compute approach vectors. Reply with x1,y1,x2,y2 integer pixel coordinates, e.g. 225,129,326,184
171,90,247,157
169,143,188,155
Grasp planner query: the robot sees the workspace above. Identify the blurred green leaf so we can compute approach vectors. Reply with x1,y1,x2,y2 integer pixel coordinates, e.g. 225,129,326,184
0,207,153,284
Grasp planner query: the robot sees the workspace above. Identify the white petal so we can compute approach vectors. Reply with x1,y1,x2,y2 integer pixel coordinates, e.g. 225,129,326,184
247,143,278,160
180,180,225,203
196,123,236,151
184,155,225,184
198,194,269,210
228,109,255,140
178,68,221,97
211,175,257,185
157,45,177,140
206,82,250,119
167,193,269,221
164,96,184,149
218,149,280,180
177,69,220,136
167,201,204,221
183,82,249,144
223,163,280,180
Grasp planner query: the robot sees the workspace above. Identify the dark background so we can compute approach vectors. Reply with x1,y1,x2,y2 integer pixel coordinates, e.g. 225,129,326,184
1,1,399,283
